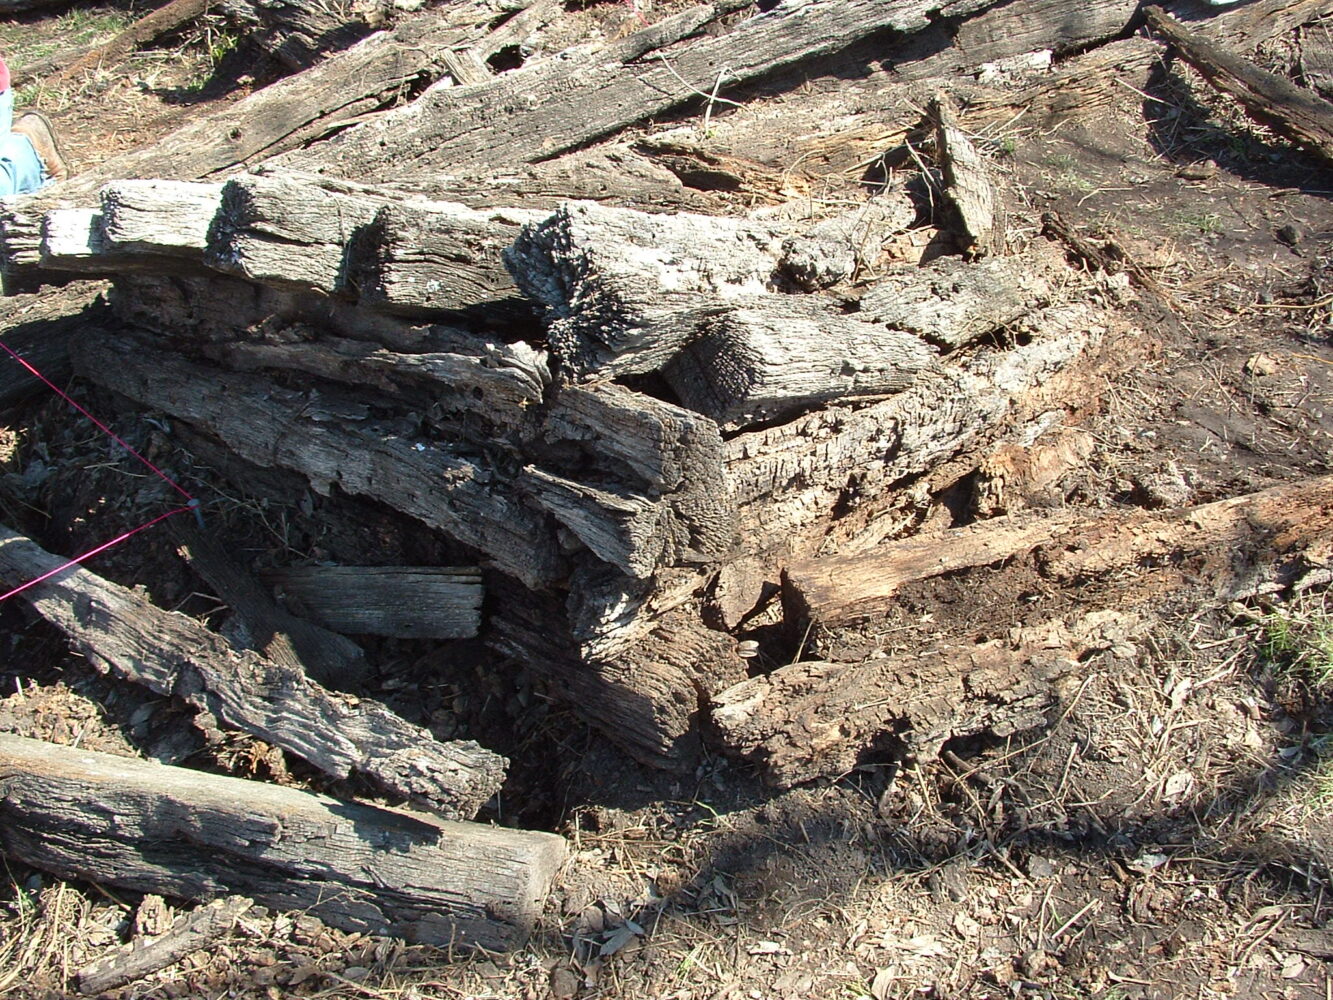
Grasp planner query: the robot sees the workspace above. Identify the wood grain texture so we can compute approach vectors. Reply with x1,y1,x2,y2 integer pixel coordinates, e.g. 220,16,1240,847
0,524,507,816
264,565,484,639
74,333,565,589
0,734,565,950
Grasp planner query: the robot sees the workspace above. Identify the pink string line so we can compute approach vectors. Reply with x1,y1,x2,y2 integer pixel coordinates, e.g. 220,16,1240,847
0,505,193,602
0,340,193,502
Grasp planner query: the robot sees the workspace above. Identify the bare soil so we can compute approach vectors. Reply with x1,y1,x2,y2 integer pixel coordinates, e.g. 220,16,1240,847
2,5,1333,1000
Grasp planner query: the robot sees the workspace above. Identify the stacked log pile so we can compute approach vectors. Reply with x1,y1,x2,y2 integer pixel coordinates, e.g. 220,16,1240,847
2,0,1332,961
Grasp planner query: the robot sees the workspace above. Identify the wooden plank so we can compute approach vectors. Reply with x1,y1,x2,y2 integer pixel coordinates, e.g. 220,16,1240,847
263,565,483,639
77,897,254,995
0,733,565,950
0,522,508,817
73,333,565,589
1145,5,1333,166
173,523,370,688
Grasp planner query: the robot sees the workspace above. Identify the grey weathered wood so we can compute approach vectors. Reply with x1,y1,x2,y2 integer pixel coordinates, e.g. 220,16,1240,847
724,301,1112,555
661,295,937,428
0,734,565,950
856,244,1069,350
351,200,542,317
101,179,223,257
932,91,1002,256
0,523,507,816
73,334,565,589
39,208,106,271
279,0,999,179
710,620,1093,786
542,382,735,562
1146,5,1333,167
207,172,389,294
216,0,386,70
263,565,483,639
506,200,787,377
173,522,370,689
77,896,254,995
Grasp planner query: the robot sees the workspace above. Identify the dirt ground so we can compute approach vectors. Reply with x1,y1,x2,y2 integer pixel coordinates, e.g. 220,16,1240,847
2,3,1333,999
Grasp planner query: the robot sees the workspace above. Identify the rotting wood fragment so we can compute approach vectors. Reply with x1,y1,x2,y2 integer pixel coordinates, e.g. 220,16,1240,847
0,733,565,951
0,523,507,817
77,897,254,995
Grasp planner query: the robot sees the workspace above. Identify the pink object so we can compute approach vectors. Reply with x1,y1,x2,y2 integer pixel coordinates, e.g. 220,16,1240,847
0,54,9,93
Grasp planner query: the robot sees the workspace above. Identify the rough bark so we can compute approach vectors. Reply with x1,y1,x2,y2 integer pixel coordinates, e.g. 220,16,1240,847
0,733,565,950
100,179,223,258
73,333,565,589
77,897,254,995
0,523,507,816
855,244,1069,350
262,565,484,639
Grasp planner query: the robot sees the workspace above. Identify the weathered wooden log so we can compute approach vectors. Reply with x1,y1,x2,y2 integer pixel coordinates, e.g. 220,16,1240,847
215,0,388,70
77,896,254,995
1146,5,1333,167
101,180,223,258
279,0,999,179
724,300,1119,555
660,296,937,429
73,333,565,589
51,0,212,86
0,733,566,950
263,565,483,639
716,475,1333,785
855,244,1069,350
0,523,507,816
541,382,736,563
173,523,370,689
486,571,741,769
0,282,106,409
506,200,788,378
207,173,389,294
351,200,542,318
784,474,1333,629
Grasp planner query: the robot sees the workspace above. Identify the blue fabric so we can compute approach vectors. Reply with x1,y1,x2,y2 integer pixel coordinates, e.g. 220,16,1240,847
0,88,50,198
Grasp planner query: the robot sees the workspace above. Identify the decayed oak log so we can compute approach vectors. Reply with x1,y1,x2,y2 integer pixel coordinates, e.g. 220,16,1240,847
1146,6,1333,166
724,300,1116,555
0,734,566,950
855,244,1069,349
74,333,564,589
173,523,370,689
101,180,222,258
713,477,1333,786
785,474,1333,628
660,295,937,428
541,382,736,565
351,200,540,318
216,0,386,70
77,896,254,995
710,614,1134,786
279,0,998,180
0,523,506,817
487,572,741,769
263,565,483,639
